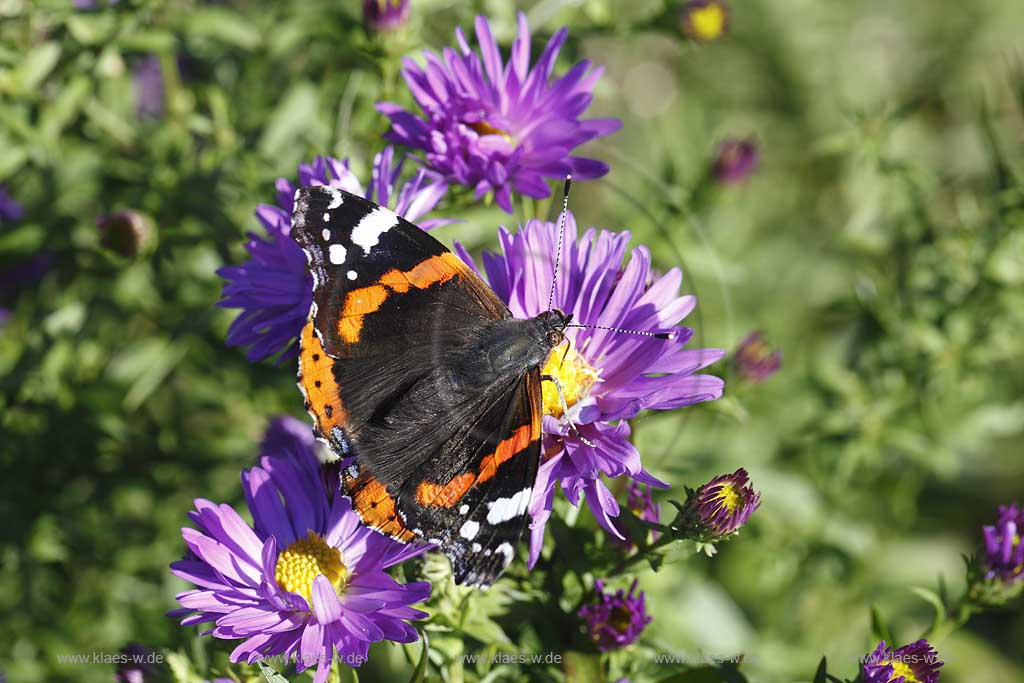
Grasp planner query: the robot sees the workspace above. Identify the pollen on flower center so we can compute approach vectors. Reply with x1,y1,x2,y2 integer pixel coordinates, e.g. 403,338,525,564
710,483,740,513
468,120,513,142
886,660,920,683
275,531,348,604
541,341,601,418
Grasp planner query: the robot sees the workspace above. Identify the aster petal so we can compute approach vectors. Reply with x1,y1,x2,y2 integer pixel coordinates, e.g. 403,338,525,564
311,575,344,624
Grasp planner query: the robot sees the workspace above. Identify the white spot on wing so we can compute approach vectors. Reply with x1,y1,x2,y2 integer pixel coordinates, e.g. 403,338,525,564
351,206,399,254
496,542,514,565
322,228,331,240
459,504,469,515
486,487,532,525
323,212,331,222
325,187,344,209
459,520,480,540
328,244,347,265
471,542,482,552
347,270,357,281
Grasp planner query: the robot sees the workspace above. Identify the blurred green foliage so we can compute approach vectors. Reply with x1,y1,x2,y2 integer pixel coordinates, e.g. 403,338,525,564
1,1,1023,682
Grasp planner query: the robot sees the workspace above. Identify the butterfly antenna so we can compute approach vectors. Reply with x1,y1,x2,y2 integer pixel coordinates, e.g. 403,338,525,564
547,175,572,313
566,323,673,339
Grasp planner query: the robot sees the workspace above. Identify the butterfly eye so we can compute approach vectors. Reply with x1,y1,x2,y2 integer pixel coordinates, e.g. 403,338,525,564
547,330,563,347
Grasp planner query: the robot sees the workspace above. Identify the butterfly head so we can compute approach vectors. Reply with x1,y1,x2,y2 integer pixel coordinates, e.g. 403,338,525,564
533,309,572,350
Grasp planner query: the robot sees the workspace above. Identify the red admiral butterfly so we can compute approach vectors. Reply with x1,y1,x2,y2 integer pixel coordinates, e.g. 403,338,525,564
291,184,570,587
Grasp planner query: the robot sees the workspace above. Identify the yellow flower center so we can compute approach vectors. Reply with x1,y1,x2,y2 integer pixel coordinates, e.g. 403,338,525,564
540,340,601,418
468,120,513,142
274,531,348,605
886,660,920,683
711,483,740,513
689,4,728,42
608,606,633,633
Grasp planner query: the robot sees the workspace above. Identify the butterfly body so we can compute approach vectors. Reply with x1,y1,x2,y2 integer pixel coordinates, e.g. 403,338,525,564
291,185,566,587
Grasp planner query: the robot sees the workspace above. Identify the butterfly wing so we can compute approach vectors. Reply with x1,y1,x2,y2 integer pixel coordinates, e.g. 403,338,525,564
291,186,541,586
345,368,542,587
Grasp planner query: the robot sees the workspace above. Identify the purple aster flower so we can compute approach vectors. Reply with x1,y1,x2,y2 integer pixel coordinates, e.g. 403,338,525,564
377,12,621,213
454,213,724,566
982,502,1024,585
363,0,410,32
693,468,760,538
861,640,943,683
134,55,165,120
113,644,169,683
680,0,730,43
218,149,449,362
732,331,781,383
578,579,651,652
0,185,23,223
612,481,661,550
170,417,431,682
712,138,759,185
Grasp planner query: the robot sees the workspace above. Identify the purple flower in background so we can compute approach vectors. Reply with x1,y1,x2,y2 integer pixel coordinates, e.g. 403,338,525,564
578,579,651,652
712,138,759,185
113,644,169,683
363,0,410,32
0,185,23,223
72,0,118,8
732,330,781,383
982,502,1024,585
134,55,165,120
861,640,943,683
694,468,760,538
378,12,621,213
218,149,449,362
170,417,431,683
613,481,661,549
455,214,723,566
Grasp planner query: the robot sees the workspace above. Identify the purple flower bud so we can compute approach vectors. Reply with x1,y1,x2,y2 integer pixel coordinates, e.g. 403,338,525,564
694,468,760,537
861,640,943,683
363,0,411,32
733,331,781,384
982,502,1024,585
97,211,157,257
713,138,759,185
612,481,661,550
681,0,730,43
578,579,652,652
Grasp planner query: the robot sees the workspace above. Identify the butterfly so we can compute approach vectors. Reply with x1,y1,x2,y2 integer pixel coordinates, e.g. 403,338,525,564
290,185,570,587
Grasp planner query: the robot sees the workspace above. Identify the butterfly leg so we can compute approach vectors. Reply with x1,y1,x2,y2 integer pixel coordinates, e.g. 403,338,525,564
539,374,597,447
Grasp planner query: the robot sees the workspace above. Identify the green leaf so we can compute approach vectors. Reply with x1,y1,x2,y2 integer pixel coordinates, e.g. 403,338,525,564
66,13,118,45
256,660,291,683
408,632,429,683
186,8,261,50
909,586,947,635
870,605,896,646
13,42,61,92
563,651,604,683
813,657,829,683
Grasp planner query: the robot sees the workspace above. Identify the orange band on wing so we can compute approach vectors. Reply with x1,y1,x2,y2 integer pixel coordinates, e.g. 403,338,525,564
415,472,476,508
336,253,468,343
476,424,536,485
348,473,416,543
299,319,348,435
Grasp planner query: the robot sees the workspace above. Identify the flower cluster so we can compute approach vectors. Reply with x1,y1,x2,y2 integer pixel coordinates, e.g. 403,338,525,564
170,417,431,683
